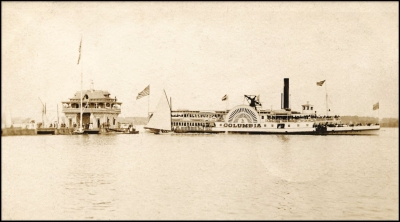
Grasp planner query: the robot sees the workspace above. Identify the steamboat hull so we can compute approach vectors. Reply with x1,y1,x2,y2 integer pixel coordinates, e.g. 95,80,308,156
211,125,380,135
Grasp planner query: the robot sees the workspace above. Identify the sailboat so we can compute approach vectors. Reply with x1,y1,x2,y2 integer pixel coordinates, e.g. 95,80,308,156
36,99,56,135
2,108,12,129
144,90,171,134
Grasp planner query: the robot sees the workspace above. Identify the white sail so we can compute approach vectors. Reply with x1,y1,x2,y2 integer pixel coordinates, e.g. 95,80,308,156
2,109,12,128
145,91,171,131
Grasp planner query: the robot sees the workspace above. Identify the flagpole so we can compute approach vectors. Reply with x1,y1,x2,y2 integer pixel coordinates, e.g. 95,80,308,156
147,93,150,119
227,97,229,113
225,99,227,112
78,36,83,132
80,67,83,130
325,80,328,116
57,103,59,128
38,97,44,127
378,104,380,124
225,96,228,113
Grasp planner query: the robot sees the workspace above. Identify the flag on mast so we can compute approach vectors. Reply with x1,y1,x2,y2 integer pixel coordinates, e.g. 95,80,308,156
77,37,82,65
222,94,228,101
373,102,379,110
136,85,150,100
316,80,326,86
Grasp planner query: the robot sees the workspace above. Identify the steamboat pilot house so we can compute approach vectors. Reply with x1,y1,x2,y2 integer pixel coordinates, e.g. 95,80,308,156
62,88,122,131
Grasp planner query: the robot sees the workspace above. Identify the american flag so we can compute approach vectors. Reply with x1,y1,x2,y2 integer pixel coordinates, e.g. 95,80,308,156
373,102,379,110
316,80,326,86
136,85,150,100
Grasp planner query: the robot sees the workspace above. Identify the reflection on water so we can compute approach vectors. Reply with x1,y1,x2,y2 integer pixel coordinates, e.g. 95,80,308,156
2,128,398,220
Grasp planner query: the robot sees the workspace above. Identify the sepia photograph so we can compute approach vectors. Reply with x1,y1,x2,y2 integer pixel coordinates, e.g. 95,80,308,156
2,1,398,220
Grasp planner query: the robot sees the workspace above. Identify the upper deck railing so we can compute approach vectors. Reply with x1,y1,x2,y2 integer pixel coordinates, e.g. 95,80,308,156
62,107,121,114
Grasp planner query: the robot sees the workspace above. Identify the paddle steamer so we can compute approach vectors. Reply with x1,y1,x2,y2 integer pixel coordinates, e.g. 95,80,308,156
146,78,380,135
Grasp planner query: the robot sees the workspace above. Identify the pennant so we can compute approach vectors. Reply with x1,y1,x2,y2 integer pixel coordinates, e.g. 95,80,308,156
136,85,150,100
316,80,325,86
373,102,379,110
222,94,228,101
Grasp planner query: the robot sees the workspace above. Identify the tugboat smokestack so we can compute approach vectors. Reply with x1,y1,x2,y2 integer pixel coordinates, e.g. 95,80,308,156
284,78,289,110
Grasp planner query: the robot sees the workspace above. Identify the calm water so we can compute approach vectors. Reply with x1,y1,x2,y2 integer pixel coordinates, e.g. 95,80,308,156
2,127,398,220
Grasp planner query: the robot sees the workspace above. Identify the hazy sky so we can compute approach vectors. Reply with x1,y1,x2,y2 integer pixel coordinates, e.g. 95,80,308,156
2,2,398,122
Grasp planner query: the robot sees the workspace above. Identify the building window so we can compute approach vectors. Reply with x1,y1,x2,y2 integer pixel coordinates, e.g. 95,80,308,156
297,124,299,127
311,107,313,110
264,124,266,127
220,124,222,126
271,124,274,127
288,124,290,127
306,124,309,127
261,116,264,119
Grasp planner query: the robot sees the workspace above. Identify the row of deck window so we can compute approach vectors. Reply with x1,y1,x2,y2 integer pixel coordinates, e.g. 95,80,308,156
171,113,223,118
172,122,215,127
64,103,120,109
218,123,310,127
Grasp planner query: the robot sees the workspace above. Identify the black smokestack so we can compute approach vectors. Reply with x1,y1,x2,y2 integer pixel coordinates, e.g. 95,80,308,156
283,78,289,110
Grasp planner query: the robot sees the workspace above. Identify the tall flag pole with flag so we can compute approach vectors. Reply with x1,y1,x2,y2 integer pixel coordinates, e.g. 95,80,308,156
78,36,83,132
317,80,329,115
137,85,150,117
